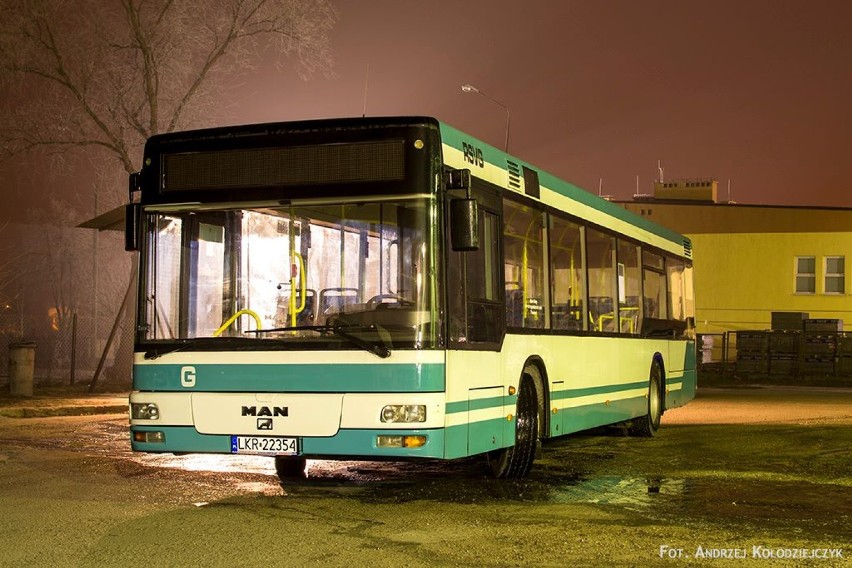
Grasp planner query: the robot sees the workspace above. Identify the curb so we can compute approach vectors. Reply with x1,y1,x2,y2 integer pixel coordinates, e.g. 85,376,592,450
0,405,128,419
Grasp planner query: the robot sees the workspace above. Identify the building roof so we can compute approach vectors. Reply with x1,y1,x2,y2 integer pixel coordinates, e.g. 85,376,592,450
615,200,852,234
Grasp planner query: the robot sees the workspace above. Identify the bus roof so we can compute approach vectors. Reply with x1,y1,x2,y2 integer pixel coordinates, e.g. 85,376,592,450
135,115,689,258
438,120,691,258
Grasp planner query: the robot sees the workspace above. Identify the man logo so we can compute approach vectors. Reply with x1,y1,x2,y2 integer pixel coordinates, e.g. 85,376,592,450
241,406,288,417
257,418,273,430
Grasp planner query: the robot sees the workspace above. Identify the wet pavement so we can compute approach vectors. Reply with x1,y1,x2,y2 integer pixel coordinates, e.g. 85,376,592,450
0,385,850,565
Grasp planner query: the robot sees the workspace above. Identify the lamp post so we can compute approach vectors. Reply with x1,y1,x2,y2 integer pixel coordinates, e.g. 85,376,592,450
461,84,510,152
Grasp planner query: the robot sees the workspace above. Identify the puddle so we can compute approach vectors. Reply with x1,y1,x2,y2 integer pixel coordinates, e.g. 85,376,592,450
546,476,687,509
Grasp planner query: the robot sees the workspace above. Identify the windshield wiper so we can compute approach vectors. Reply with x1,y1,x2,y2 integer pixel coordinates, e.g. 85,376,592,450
250,324,391,359
143,337,258,360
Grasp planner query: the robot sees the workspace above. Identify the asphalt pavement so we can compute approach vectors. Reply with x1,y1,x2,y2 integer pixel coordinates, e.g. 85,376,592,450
0,383,128,418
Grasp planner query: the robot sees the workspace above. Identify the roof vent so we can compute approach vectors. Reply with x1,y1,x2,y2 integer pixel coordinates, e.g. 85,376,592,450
507,160,521,190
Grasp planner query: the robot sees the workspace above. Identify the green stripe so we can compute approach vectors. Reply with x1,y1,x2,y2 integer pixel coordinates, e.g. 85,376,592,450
551,380,649,401
559,397,647,435
445,394,514,415
134,362,445,392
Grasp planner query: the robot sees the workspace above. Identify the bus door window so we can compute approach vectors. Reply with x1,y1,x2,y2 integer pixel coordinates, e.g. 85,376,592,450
549,216,585,331
249,211,309,330
503,199,546,329
234,211,294,331
446,185,503,347
642,250,667,320
617,239,642,334
586,228,617,332
181,212,238,338
465,208,502,343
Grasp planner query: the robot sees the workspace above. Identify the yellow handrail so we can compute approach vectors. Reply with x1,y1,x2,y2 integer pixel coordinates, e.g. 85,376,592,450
289,252,306,327
214,309,262,337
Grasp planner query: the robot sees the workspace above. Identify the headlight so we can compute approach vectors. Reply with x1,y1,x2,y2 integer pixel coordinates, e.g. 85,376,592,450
131,403,160,420
380,404,426,423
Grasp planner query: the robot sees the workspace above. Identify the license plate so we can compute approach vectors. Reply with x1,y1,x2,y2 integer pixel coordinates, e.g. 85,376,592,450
230,436,299,455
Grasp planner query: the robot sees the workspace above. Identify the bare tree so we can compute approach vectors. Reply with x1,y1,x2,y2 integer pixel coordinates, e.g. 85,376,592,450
0,0,337,177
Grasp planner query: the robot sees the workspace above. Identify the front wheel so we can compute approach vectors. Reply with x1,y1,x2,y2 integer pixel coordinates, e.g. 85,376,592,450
487,366,541,478
628,361,663,437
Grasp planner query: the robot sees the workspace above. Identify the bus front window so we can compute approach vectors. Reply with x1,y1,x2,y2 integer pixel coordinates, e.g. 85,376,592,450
141,198,439,350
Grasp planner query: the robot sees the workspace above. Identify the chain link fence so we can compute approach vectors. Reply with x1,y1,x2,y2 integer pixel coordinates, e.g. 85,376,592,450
1,309,133,390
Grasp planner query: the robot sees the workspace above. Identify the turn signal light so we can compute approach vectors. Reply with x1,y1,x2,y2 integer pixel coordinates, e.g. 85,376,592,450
133,431,165,443
376,435,427,448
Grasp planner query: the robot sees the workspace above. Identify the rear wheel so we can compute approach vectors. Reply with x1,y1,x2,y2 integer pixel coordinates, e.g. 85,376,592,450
274,456,307,481
628,360,663,437
487,365,541,478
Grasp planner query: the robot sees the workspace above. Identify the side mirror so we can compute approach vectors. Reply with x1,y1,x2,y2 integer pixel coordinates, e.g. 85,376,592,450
450,198,479,252
125,203,141,251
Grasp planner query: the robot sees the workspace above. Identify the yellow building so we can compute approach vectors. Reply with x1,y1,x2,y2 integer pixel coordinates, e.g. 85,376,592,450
618,181,852,333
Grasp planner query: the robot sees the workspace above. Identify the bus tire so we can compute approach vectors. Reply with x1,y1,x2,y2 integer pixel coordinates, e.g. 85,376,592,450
628,360,663,437
487,366,540,478
275,456,307,481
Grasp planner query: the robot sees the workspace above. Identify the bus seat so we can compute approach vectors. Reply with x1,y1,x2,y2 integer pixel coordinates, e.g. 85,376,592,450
319,287,359,322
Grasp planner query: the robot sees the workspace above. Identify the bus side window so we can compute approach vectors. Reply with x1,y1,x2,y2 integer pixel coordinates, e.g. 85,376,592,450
642,250,667,320
549,215,585,331
502,199,546,329
617,239,641,334
586,228,617,333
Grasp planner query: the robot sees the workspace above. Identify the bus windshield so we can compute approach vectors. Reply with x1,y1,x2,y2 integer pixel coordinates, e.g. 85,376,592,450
140,196,440,351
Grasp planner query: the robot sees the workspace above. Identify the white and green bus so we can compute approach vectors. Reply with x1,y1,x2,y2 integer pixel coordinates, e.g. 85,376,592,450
126,116,695,479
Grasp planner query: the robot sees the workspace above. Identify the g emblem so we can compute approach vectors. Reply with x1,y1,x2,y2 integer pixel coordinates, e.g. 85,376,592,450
180,366,197,388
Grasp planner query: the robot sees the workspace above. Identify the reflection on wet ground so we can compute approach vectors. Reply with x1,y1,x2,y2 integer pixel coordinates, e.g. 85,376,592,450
118,437,852,543
125,444,676,510
282,458,686,512
14,412,848,540
128,444,683,511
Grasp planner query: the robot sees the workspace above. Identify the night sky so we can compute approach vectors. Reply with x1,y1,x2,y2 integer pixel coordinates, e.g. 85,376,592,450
236,0,852,207
3,0,852,213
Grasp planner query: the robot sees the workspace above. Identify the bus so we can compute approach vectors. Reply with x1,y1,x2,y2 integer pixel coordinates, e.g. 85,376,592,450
126,116,695,480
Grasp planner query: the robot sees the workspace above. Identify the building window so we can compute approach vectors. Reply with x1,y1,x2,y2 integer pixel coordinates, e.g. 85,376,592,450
795,256,816,294
825,256,845,294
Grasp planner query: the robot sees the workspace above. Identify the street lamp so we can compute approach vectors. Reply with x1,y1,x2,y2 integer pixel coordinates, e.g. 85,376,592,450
461,84,510,152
